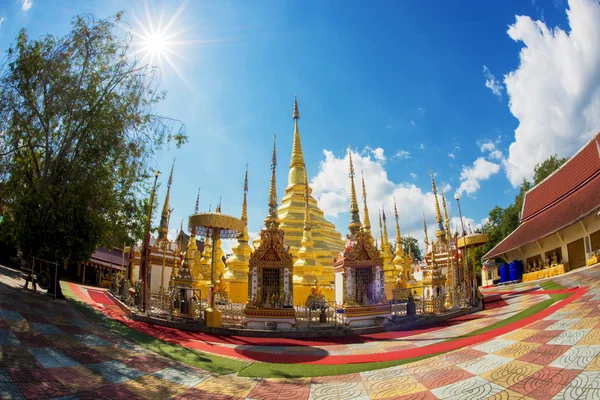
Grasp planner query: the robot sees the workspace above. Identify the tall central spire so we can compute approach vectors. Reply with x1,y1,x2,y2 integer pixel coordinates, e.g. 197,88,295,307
347,144,362,236
265,134,280,229
441,188,450,235
158,157,175,240
241,163,249,226
288,94,307,189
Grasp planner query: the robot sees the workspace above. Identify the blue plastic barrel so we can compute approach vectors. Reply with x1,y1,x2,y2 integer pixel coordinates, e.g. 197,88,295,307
499,263,509,282
509,260,523,282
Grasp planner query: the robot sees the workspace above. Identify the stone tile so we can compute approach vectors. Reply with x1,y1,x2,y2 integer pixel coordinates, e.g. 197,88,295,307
0,310,25,321
363,375,427,399
550,346,600,370
0,330,22,347
30,322,65,335
458,354,513,375
194,374,257,397
122,374,189,399
151,366,208,387
430,375,505,399
547,329,592,346
73,334,111,347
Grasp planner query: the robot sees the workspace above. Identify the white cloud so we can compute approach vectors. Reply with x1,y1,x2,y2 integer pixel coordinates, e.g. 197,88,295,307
310,147,466,245
418,107,425,114
418,143,425,150
369,147,386,163
20,0,32,11
479,141,496,152
386,125,393,129
410,120,417,127
489,149,503,160
395,150,411,159
483,65,504,99
410,172,417,178
479,140,504,160
502,0,600,187
448,152,456,159
0,17,5,28
456,157,501,197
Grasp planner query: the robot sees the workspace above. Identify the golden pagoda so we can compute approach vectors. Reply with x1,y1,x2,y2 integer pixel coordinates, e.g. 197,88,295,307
225,165,253,302
391,197,421,300
253,96,344,303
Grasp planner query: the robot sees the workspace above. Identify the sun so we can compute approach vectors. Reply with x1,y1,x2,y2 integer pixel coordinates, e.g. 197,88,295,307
130,2,189,82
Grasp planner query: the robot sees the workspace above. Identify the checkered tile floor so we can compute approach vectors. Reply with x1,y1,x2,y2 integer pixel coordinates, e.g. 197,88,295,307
1,263,600,399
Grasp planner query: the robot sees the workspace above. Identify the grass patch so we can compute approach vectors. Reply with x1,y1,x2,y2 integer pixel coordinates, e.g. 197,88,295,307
237,352,447,378
59,279,573,379
61,282,249,375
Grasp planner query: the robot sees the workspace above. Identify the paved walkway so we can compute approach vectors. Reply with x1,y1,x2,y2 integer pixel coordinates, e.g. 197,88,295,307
0,263,599,399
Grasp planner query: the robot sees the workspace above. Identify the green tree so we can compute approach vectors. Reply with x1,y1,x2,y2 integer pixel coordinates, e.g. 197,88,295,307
0,13,186,296
397,236,423,262
533,155,568,185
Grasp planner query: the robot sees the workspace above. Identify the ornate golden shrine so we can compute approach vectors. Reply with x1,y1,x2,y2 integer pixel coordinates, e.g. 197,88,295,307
243,134,296,330
333,145,391,327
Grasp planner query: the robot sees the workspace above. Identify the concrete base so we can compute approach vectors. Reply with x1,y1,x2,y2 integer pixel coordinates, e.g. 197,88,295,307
204,308,222,328
246,318,295,330
344,314,391,328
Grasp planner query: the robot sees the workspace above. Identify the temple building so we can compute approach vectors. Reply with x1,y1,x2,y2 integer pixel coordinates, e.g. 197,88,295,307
253,96,345,303
483,133,600,276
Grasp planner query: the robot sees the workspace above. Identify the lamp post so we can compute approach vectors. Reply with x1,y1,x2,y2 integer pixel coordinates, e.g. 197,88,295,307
141,170,160,313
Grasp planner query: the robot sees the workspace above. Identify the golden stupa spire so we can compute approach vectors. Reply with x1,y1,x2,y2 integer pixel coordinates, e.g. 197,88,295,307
265,134,280,229
361,171,371,233
241,163,249,225
295,171,321,269
382,206,390,245
347,144,362,236
158,157,175,240
393,197,404,257
288,94,307,187
216,197,222,213
407,234,413,259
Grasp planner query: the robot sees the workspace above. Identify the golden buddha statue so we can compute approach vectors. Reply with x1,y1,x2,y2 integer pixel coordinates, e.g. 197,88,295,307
214,272,230,293
395,273,408,289
551,252,558,266
305,279,326,307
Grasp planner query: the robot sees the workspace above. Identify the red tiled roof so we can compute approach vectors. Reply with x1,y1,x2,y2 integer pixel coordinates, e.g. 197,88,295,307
521,132,600,221
483,172,600,260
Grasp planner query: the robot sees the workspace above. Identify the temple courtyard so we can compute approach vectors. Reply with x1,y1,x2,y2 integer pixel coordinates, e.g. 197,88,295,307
1,262,600,399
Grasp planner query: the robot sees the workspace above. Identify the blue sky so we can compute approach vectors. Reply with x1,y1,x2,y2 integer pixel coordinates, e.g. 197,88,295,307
2,0,598,250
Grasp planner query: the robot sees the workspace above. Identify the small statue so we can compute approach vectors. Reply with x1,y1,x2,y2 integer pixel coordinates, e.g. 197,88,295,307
544,257,550,269
271,293,276,308
279,288,285,307
306,279,326,307
551,252,558,266
214,272,230,293
256,286,263,307
527,262,532,273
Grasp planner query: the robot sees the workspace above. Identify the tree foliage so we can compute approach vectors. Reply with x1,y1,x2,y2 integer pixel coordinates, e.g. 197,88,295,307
396,236,423,262
474,155,567,268
0,13,187,265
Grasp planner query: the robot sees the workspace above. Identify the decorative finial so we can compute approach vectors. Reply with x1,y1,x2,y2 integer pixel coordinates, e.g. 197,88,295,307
468,223,473,234
265,133,280,228
168,157,176,186
293,93,300,120
347,143,362,236
158,158,176,240
361,170,371,231
441,187,451,235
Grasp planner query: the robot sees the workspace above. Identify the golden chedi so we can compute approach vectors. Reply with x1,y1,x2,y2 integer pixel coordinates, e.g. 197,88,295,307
253,96,344,303
225,165,253,302
380,206,395,298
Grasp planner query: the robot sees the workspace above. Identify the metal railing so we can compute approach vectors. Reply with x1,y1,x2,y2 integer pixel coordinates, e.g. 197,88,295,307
295,300,341,330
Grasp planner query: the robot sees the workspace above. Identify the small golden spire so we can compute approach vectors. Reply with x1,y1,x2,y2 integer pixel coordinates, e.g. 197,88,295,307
216,197,222,213
158,157,176,240
423,213,429,245
441,188,451,234
393,197,404,256
407,234,413,258
382,206,390,245
347,143,362,236
241,163,249,225
191,188,201,236
293,93,300,120
361,171,371,232
303,174,310,231
378,210,384,249
430,167,446,238
468,223,473,234
265,134,280,228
